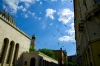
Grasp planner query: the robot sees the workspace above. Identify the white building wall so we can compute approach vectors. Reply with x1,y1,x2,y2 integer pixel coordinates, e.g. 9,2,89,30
0,15,30,66
21,52,58,66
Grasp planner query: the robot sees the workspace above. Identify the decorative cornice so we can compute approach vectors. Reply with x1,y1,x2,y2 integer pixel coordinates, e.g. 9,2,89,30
85,2,100,20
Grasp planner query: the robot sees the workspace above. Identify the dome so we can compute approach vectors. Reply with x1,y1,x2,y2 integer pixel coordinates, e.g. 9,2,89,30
0,10,16,26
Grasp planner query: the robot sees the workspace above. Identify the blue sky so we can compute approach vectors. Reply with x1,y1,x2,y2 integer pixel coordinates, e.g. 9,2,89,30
0,0,76,56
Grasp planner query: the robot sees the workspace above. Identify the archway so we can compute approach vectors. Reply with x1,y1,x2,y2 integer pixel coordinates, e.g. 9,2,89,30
13,43,19,66
30,58,35,66
39,58,42,66
0,38,9,64
6,41,15,64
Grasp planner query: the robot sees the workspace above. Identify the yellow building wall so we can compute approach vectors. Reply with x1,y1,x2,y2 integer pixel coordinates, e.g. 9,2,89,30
91,40,100,66
53,50,67,65
53,50,61,61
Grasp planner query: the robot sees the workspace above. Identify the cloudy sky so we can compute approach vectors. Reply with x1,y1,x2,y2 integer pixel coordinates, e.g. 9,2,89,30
0,0,75,56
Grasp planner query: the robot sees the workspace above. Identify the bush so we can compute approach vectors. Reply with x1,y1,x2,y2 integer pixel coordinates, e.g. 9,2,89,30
64,61,77,66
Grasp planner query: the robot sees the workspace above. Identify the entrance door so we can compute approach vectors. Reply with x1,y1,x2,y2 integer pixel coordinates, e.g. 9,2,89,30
30,58,35,66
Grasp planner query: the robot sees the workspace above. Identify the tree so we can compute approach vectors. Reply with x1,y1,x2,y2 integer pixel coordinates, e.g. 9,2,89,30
64,61,77,66
29,46,36,52
38,48,57,60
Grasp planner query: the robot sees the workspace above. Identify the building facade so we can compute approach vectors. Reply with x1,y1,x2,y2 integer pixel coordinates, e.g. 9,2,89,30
74,0,100,66
53,48,68,66
0,10,59,66
68,55,76,62
21,52,58,66
0,10,31,66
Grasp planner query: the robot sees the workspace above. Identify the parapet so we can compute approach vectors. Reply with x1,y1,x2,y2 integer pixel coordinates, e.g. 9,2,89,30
0,10,30,39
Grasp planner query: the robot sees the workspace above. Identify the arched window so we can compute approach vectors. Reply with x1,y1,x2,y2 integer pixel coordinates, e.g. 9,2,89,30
6,41,15,64
39,58,42,66
13,43,19,66
43,60,45,66
45,60,46,66
30,57,35,66
0,38,9,64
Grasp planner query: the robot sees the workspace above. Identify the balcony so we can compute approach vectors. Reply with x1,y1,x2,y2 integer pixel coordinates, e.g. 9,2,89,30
78,23,84,32
85,0,100,20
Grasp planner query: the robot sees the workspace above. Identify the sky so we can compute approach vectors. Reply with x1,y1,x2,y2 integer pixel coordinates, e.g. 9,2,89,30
0,0,76,56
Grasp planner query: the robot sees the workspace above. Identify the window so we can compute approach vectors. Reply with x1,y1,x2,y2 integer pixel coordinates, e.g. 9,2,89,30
13,43,19,65
88,48,90,56
24,61,27,65
6,41,14,64
0,38,9,63
83,0,87,9
94,0,100,3
90,62,93,66
39,58,42,66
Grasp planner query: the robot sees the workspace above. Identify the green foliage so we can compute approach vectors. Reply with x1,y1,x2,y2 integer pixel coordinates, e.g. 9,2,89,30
38,48,57,60
29,46,36,52
64,61,77,66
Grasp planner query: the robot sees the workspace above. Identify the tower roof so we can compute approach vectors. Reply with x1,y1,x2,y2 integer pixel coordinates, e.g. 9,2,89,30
0,10,16,26
32,35,36,39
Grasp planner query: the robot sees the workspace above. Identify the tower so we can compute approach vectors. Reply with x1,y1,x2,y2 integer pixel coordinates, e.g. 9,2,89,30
31,35,36,49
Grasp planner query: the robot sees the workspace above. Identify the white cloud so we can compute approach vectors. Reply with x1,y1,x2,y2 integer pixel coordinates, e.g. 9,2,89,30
36,0,40,2
46,9,56,20
25,2,30,8
31,13,35,16
3,4,8,11
35,16,37,19
18,5,23,9
50,23,53,26
58,35,74,42
18,5,27,11
22,8,27,11
56,24,59,28
28,11,35,16
51,0,57,1
57,8,74,24
3,0,19,13
20,0,33,3
28,11,31,13
66,23,75,36
3,0,36,14
24,14,28,18
40,12,41,14
61,0,67,1
40,2,42,4
58,23,75,42
38,17,41,20
42,22,46,29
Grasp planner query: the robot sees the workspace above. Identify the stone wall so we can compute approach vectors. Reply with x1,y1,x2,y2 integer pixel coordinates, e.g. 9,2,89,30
0,14,30,66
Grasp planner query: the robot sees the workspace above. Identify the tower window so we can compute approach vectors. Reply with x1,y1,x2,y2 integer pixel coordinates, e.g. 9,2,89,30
24,61,27,65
